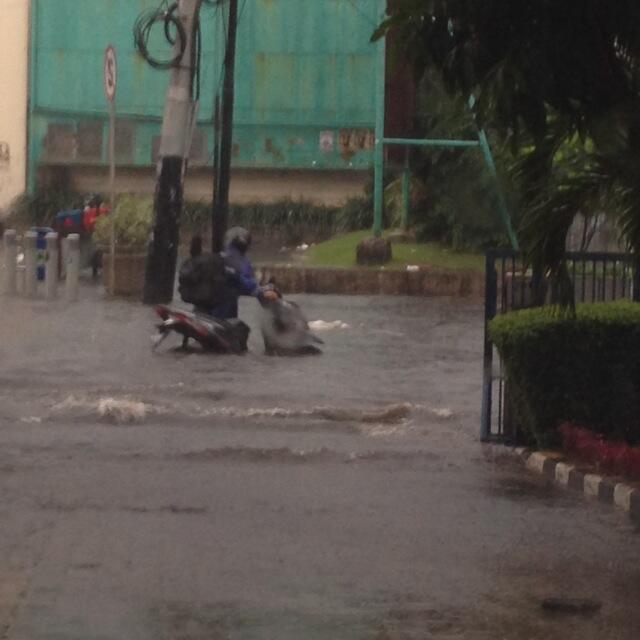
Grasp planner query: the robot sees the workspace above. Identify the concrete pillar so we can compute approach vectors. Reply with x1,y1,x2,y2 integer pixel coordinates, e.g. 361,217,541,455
24,230,38,298
45,231,58,301
65,233,80,302
2,229,17,295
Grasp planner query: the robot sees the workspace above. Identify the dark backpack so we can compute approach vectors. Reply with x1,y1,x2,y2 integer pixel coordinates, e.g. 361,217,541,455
178,253,227,308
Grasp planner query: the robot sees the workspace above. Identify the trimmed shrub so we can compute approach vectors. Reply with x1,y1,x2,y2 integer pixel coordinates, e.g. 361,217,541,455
489,302,640,448
94,195,153,249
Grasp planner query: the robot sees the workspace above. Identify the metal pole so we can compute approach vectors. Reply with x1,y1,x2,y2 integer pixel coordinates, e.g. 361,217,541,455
477,130,519,251
372,0,386,238
212,0,239,253
480,250,498,442
45,232,58,301
383,137,480,148
24,230,38,298
109,99,116,295
211,93,221,248
401,151,410,231
65,233,80,302
2,229,17,295
143,0,203,304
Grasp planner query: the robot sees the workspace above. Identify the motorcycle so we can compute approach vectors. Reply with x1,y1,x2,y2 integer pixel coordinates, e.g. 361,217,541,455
152,280,323,356
152,305,250,354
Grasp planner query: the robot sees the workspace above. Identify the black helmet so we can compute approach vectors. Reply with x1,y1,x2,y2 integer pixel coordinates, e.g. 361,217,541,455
224,226,252,254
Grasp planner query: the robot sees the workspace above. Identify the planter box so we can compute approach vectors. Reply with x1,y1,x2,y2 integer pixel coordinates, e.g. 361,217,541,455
101,249,147,297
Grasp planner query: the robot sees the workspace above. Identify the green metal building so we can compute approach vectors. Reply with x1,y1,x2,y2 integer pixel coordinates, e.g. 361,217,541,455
29,0,382,203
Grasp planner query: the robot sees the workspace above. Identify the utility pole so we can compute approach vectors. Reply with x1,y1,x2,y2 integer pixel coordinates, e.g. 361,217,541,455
372,0,386,238
143,0,203,304
212,0,239,253
212,93,221,238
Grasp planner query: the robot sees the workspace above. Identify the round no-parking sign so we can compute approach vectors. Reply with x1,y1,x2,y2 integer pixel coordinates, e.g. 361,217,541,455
104,46,117,103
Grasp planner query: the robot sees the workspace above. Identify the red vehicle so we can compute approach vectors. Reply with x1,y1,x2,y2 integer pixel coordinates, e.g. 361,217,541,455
152,305,250,354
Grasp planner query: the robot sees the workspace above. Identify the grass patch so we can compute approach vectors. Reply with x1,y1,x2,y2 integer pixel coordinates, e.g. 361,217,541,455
306,231,484,271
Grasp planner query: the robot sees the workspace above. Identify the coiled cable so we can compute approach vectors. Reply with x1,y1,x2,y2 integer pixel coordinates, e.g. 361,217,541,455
133,2,187,70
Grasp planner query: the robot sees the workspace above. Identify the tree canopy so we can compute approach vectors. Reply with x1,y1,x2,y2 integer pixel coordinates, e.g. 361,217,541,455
376,0,640,278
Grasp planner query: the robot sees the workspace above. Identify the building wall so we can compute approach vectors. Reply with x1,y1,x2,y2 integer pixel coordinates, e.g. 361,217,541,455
45,165,368,207
30,0,382,204
0,0,30,212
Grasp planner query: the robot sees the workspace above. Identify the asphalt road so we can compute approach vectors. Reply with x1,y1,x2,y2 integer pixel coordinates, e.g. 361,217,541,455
0,287,639,639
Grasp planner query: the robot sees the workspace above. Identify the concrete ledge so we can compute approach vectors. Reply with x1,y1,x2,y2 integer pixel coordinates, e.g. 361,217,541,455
508,448,640,523
257,264,484,298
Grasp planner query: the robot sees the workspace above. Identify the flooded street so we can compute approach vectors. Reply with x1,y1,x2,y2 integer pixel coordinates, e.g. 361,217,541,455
0,287,639,639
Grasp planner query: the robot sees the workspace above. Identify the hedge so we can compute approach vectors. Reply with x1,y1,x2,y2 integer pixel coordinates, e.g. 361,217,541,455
183,199,340,245
489,302,640,448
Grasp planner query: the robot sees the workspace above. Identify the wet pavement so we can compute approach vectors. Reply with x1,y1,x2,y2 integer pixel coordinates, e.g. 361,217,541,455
0,284,639,639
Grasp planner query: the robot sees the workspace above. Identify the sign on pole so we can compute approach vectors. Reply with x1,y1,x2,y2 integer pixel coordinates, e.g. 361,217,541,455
104,46,117,103
104,46,117,294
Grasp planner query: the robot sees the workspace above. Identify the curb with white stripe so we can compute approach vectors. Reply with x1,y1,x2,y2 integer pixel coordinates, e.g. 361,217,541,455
515,449,640,521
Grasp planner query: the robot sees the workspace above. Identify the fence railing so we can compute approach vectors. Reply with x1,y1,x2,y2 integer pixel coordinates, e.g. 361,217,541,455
480,249,639,443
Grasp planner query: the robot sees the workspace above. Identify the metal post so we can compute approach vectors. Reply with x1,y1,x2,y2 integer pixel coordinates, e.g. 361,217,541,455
212,0,239,253
65,233,80,302
24,230,38,298
108,99,116,297
211,93,220,241
45,232,58,301
480,250,498,442
2,229,17,295
477,129,519,251
143,0,203,304
401,151,410,231
372,0,386,238
633,256,640,302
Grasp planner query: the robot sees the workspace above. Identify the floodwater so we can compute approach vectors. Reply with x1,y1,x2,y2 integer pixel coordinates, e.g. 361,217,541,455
0,285,639,639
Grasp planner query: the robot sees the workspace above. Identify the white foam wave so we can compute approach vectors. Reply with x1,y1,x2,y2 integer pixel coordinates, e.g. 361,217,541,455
51,395,159,424
308,320,350,331
198,403,413,424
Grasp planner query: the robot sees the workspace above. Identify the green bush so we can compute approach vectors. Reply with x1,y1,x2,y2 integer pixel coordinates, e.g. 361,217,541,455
183,199,338,243
4,187,84,230
334,196,372,232
184,198,361,244
489,302,640,448
94,195,153,248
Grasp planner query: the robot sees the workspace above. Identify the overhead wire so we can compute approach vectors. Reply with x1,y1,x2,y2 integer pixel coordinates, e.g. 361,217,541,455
133,1,187,70
133,0,247,163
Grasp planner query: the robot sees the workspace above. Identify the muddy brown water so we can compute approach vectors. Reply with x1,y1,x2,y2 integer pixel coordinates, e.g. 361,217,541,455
0,286,639,639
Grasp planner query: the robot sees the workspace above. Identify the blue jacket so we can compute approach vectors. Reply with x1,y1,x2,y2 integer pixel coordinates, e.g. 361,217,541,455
208,245,260,319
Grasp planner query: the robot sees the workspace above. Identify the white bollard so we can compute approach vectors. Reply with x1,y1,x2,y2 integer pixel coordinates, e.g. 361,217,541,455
65,233,80,302
45,231,59,301
16,234,25,294
24,230,38,298
2,229,17,295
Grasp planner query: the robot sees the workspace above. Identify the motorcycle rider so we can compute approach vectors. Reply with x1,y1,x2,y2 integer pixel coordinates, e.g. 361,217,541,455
212,226,278,319
184,228,277,320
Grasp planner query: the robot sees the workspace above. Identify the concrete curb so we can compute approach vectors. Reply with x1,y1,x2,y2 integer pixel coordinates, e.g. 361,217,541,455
256,264,485,298
512,448,640,522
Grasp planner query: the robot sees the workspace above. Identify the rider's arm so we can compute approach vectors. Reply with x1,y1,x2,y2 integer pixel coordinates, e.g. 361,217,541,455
225,259,261,297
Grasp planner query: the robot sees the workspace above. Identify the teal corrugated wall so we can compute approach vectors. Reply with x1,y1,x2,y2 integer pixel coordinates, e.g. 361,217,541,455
30,0,379,176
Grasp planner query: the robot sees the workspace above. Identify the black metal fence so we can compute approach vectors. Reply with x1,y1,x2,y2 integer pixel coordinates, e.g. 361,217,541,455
481,249,639,443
